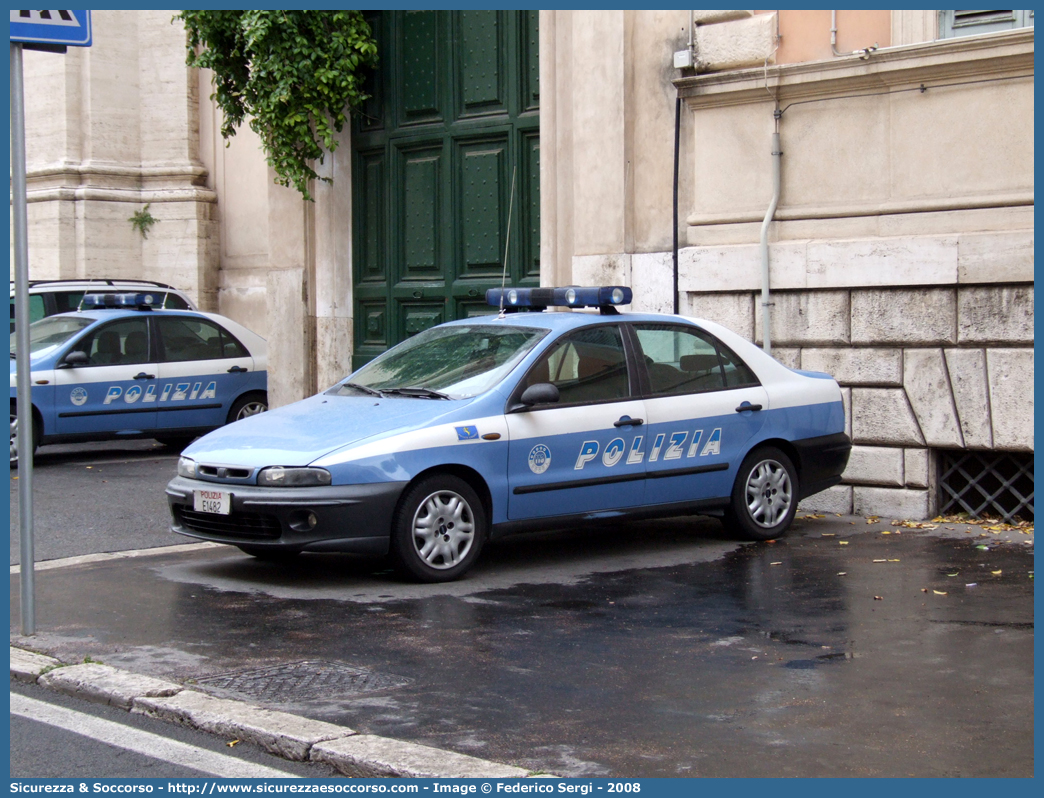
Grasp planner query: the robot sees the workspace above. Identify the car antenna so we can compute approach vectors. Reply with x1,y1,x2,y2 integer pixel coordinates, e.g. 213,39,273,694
497,163,518,319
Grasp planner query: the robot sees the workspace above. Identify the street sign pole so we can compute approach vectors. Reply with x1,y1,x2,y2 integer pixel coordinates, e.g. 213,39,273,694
10,9,92,637
11,40,36,636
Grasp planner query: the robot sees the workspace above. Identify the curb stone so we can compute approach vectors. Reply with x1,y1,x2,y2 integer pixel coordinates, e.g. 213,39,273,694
311,735,531,779
10,647,62,682
135,690,354,762
12,646,545,778
38,662,183,710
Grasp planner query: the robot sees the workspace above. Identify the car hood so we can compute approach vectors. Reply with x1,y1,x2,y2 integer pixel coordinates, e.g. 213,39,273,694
182,392,477,468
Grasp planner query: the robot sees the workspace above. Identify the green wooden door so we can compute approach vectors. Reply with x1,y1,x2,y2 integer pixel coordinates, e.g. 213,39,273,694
351,10,539,369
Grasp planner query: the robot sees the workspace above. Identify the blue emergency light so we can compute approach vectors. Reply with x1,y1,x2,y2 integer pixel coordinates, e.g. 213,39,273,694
79,292,158,311
486,286,632,313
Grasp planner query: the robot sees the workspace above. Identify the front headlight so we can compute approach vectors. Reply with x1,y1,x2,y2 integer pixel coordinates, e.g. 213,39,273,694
177,457,196,479
257,466,332,487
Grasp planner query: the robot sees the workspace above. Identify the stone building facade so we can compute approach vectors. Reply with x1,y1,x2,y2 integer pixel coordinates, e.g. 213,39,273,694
15,10,1034,520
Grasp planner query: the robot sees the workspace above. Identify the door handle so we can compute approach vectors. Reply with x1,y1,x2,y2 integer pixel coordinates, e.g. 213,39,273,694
614,416,644,427
735,403,762,413
133,372,155,380
227,366,248,374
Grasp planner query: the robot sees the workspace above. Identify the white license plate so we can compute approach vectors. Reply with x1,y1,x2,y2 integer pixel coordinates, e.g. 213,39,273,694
194,489,231,515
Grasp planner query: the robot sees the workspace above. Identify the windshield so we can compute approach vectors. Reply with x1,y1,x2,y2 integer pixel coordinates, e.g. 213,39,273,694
11,315,94,358
337,324,547,400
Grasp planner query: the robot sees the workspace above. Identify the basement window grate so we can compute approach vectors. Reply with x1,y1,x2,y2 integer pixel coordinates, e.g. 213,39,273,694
938,450,1034,522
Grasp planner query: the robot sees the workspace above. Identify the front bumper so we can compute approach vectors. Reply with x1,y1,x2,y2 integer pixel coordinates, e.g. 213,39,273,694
166,476,408,555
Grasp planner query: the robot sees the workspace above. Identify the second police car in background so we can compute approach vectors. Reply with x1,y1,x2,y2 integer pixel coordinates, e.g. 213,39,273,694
11,292,267,462
167,286,851,582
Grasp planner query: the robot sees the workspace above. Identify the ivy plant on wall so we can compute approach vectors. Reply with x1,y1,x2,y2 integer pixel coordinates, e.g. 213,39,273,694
177,10,378,202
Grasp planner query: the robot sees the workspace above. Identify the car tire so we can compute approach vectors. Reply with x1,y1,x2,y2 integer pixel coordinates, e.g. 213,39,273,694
155,435,196,449
724,446,799,541
391,474,487,583
227,392,268,424
10,405,39,467
237,546,301,563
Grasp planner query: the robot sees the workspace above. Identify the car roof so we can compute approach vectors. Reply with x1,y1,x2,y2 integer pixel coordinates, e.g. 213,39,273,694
440,309,710,333
46,307,230,325
16,278,185,290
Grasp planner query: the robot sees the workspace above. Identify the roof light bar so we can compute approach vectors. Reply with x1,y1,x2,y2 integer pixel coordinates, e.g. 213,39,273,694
79,292,159,310
485,286,633,312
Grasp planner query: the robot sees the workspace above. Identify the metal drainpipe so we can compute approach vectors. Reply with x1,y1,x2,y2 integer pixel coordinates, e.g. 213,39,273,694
759,119,781,356
830,9,844,57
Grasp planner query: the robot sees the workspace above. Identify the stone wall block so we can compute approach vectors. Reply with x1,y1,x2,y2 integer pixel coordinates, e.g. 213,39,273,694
684,292,754,342
679,242,808,294
957,285,1034,344
944,349,992,449
904,448,929,489
840,387,852,439
266,268,313,410
801,348,901,386
851,389,925,447
770,347,801,370
630,252,674,314
808,236,958,289
987,349,1034,451
958,230,1034,284
694,13,777,72
798,485,852,515
316,317,353,392
843,446,904,486
572,254,632,289
903,349,964,448
851,288,956,345
756,291,850,347
692,10,753,25
853,487,930,520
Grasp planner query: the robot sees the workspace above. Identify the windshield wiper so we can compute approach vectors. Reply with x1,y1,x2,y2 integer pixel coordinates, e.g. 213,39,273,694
341,382,384,398
382,386,450,400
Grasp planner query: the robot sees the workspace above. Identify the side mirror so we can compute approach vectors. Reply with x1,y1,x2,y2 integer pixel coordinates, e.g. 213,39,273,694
60,350,89,368
520,382,560,407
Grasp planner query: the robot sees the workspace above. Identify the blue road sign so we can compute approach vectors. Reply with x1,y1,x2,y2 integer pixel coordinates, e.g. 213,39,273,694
10,10,92,46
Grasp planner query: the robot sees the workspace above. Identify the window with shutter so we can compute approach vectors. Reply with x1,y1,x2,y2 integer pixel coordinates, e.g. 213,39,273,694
939,9,1034,38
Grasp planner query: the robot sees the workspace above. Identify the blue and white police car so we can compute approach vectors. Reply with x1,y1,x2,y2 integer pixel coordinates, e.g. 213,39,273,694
167,286,850,582
11,292,267,462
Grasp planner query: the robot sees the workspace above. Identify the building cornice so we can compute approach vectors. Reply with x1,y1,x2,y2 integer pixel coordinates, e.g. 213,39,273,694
675,27,1033,110
18,161,217,204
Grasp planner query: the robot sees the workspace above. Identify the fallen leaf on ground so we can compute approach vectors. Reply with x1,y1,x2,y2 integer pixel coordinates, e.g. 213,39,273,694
991,570,1002,576
933,590,948,596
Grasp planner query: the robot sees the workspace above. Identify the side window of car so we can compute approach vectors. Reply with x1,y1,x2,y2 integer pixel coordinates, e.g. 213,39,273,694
525,325,630,405
634,324,759,396
53,291,85,314
157,316,248,362
162,293,190,310
75,318,151,366
11,295,46,333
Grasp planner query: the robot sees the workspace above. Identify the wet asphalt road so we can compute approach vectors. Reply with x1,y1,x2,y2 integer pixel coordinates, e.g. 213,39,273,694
11,511,1034,777
10,439,183,564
